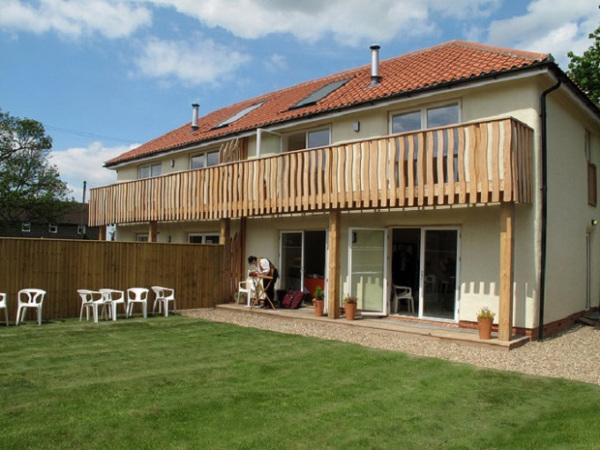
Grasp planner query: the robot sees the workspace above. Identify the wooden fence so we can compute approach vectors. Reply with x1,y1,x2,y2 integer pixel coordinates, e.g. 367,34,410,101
0,238,225,323
89,117,534,226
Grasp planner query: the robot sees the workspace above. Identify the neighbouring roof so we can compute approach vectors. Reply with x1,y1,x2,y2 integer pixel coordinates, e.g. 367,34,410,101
106,40,552,167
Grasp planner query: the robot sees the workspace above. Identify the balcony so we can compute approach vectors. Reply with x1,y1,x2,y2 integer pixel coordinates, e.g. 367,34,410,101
89,117,533,227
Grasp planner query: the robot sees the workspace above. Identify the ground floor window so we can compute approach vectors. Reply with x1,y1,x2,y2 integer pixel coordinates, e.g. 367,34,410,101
188,233,220,244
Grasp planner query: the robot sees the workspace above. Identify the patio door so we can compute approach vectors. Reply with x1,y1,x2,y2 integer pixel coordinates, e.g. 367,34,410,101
280,230,327,295
420,229,459,321
391,228,459,321
349,228,387,315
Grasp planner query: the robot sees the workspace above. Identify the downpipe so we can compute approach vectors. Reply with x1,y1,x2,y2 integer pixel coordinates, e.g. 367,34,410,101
538,79,561,340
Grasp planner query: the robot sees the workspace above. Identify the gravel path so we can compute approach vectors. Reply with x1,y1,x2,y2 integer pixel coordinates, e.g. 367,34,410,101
182,308,600,386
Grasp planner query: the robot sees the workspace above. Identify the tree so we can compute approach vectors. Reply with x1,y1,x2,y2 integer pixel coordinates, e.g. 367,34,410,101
0,109,70,230
567,24,600,105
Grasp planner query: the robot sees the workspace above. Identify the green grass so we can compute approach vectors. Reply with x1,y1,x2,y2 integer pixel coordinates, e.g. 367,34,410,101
1,316,600,449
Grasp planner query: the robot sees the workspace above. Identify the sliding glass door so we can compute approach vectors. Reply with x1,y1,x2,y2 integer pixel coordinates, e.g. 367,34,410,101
349,228,387,315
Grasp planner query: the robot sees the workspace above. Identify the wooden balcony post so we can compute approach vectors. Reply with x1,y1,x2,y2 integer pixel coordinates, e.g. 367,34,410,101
149,221,158,242
220,218,231,302
98,226,106,241
327,210,341,319
499,202,514,341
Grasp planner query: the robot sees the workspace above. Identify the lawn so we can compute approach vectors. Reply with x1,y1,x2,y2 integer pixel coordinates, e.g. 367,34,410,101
1,315,599,449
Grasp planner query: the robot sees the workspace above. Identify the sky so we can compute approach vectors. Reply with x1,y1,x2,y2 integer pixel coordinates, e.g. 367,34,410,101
1,0,599,201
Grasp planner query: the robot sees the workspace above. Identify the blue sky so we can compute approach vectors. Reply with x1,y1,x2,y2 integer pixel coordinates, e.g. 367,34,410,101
1,0,598,201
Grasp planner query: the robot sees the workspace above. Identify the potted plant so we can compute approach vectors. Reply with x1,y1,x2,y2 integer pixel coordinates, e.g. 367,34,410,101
476,306,495,339
343,294,358,321
313,285,325,317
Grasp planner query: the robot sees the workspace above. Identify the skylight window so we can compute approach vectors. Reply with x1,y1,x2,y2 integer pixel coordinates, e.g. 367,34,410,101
290,78,350,109
215,102,264,128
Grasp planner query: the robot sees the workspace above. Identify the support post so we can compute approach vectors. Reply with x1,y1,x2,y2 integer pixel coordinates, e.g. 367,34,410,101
327,210,341,319
149,221,158,243
220,218,231,303
98,226,106,241
499,202,515,341
239,217,247,280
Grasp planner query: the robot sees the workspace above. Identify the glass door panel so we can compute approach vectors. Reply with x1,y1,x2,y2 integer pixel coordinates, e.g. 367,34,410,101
281,232,303,291
421,229,458,320
349,229,386,314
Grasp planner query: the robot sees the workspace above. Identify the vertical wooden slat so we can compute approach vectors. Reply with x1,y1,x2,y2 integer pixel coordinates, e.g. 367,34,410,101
416,132,425,206
490,121,500,202
479,123,489,203
369,140,378,207
502,120,513,202
467,124,478,203
407,136,415,206
436,129,445,205
388,138,397,207
447,129,455,205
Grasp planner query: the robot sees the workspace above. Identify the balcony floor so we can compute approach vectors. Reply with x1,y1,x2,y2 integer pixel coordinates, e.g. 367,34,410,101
212,303,529,350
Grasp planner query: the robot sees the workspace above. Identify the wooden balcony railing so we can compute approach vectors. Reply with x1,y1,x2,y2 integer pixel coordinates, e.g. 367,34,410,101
89,117,533,226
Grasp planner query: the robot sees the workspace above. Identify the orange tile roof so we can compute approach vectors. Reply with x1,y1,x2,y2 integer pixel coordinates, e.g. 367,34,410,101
106,40,551,167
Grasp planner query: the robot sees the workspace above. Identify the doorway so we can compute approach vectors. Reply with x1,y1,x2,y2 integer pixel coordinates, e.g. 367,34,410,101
391,228,459,321
280,230,327,297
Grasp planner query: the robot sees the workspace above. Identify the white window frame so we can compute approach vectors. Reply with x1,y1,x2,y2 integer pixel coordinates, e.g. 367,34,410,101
190,149,219,170
21,222,31,233
389,100,461,134
188,233,220,244
49,224,58,234
285,126,331,152
137,163,162,179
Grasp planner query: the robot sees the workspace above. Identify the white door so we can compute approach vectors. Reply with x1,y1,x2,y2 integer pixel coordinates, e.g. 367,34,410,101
349,228,387,315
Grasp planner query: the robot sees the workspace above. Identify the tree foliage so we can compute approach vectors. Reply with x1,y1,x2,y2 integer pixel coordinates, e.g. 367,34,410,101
0,109,70,230
567,25,600,105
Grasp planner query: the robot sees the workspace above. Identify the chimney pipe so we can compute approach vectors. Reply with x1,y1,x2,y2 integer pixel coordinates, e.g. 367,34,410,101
191,103,199,130
370,44,381,87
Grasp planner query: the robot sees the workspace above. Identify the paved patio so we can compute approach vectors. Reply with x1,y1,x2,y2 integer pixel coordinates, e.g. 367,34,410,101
216,303,530,350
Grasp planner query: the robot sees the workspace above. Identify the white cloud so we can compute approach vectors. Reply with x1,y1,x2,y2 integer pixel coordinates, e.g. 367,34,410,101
0,0,152,39
486,0,599,68
149,0,502,46
133,36,251,86
50,142,135,200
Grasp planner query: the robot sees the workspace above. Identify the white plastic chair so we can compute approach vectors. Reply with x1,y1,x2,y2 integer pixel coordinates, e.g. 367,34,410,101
98,289,126,321
0,292,8,326
127,288,149,318
15,288,46,326
392,285,414,313
77,289,107,323
151,286,177,317
238,278,256,306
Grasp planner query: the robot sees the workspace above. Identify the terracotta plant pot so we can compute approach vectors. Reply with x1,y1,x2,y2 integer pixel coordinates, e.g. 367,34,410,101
345,303,356,321
314,299,324,317
477,317,493,339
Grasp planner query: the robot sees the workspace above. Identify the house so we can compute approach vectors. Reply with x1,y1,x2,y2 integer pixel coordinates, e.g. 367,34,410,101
0,203,99,240
89,41,600,340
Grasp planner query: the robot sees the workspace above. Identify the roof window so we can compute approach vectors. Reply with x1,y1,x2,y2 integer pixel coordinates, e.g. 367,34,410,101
290,78,350,109
214,102,264,128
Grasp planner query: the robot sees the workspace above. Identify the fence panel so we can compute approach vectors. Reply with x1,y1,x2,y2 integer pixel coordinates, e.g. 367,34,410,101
0,238,225,322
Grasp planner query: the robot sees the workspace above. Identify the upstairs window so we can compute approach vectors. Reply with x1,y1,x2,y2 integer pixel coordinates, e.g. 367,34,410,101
138,163,161,179
287,127,330,152
391,103,459,133
190,150,219,170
